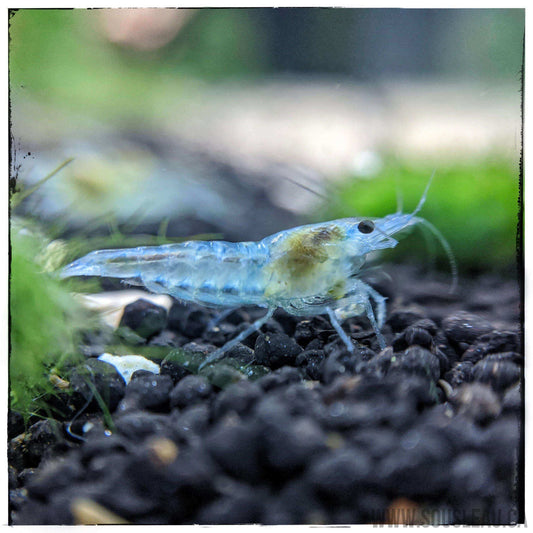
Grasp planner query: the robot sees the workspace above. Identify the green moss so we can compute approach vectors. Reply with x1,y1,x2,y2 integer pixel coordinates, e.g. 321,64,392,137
323,157,519,273
9,221,89,420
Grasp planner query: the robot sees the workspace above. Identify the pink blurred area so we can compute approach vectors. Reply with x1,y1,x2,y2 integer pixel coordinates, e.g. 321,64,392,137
98,8,195,51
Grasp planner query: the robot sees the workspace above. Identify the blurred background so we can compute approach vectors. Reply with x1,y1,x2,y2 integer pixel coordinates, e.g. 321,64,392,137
9,8,524,274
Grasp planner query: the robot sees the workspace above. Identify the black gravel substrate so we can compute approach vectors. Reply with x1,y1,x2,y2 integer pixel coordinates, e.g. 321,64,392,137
9,265,523,525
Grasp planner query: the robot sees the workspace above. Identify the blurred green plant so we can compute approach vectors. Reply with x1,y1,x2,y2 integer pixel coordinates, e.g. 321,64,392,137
9,9,266,122
323,156,519,274
9,218,90,420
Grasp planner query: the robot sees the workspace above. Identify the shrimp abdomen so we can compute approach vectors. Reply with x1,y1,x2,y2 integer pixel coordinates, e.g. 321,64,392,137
61,241,271,307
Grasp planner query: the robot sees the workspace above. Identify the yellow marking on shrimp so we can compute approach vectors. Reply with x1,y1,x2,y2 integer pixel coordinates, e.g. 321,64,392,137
327,279,347,300
264,225,346,298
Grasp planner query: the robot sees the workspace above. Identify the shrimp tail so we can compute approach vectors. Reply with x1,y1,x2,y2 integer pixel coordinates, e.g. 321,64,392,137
60,247,157,280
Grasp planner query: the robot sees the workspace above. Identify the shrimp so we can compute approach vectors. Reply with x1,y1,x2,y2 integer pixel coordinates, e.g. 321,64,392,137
61,175,456,368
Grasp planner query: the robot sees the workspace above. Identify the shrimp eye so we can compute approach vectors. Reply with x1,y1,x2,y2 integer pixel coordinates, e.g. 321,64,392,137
358,220,375,234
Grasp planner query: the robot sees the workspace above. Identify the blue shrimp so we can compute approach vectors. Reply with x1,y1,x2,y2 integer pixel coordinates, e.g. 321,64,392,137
61,176,456,368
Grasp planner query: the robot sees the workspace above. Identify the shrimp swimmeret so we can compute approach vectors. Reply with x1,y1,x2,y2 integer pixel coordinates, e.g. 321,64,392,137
61,177,456,369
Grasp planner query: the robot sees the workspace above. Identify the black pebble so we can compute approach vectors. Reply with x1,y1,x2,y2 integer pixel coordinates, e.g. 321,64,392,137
223,343,255,366
432,347,451,374
377,426,452,497
434,329,459,365
203,323,236,346
412,318,438,335
159,358,192,383
205,417,263,483
392,325,433,351
114,411,171,441
213,380,263,419
184,309,211,338
295,349,325,380
472,359,521,392
442,311,494,345
405,325,434,347
256,366,302,391
26,457,84,499
167,301,189,331
260,415,327,473
168,302,210,337
276,382,324,419
449,452,493,500
421,405,485,453
169,375,212,409
196,481,265,524
71,418,112,448
262,477,327,524
14,419,66,469
17,468,37,487
181,341,215,356
8,411,25,440
9,465,18,490
444,361,474,388
307,447,372,504
130,369,156,381
450,383,502,424
10,488,31,514
149,329,185,347
98,473,161,520
253,393,292,426
69,358,126,412
502,383,521,413
273,308,299,335
321,349,361,384
254,333,303,369
120,298,168,338
484,351,522,364
386,309,425,332
293,317,330,348
349,427,397,460
80,432,130,462
388,346,441,382
481,416,520,478
362,347,395,377
170,403,211,442
123,374,174,411
477,330,520,354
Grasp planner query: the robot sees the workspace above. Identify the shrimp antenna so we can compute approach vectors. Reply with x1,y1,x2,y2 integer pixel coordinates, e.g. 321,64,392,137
373,224,398,246
409,170,457,293
395,174,404,214
411,168,436,217
417,218,458,294
282,174,329,201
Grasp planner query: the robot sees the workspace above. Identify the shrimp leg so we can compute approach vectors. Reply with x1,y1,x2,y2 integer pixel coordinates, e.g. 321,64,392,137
207,307,239,330
199,307,275,369
365,284,387,331
363,297,387,350
326,307,355,353
329,279,387,351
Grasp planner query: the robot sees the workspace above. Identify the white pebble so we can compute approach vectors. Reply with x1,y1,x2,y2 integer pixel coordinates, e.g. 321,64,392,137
76,290,173,329
98,353,160,384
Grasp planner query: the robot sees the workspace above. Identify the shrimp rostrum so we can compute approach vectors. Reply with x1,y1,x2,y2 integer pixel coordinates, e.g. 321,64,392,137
61,177,456,368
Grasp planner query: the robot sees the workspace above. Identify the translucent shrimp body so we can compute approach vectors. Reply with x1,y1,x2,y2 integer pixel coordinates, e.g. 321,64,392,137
61,178,455,367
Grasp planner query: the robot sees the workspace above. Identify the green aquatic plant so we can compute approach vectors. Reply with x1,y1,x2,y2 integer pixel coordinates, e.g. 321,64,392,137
9,219,92,420
324,156,519,273
9,158,99,421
